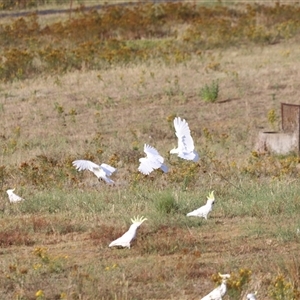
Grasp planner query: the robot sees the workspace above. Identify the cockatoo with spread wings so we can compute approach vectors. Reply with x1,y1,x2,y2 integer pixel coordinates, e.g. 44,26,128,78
72,160,116,184
6,189,25,203
187,191,215,219
201,273,231,300
109,216,147,249
138,144,168,175
170,117,199,162
247,292,257,300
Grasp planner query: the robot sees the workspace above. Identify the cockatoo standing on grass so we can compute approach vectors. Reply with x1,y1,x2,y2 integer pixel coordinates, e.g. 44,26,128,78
170,117,199,162
6,189,24,203
109,216,147,249
201,273,231,300
138,144,168,175
187,191,215,219
247,292,257,300
72,160,116,184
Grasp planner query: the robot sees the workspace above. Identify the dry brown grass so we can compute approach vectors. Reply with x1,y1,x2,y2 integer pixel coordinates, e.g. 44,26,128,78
1,42,300,167
1,3,300,300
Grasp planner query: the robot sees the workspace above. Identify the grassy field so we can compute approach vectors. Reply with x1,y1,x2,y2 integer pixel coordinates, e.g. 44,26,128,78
1,1,300,299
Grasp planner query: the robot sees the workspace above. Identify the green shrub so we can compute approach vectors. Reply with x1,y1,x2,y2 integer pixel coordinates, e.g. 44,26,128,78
200,80,219,103
155,193,179,214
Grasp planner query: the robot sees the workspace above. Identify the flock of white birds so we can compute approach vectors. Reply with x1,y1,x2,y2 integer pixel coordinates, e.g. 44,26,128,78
5,117,257,299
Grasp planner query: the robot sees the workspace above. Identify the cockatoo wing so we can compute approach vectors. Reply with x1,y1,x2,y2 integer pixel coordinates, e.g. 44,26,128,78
109,232,132,248
173,117,195,153
201,273,230,300
160,163,169,173
109,225,137,248
73,160,116,183
138,157,155,175
6,189,24,203
98,173,115,184
144,144,164,164
100,163,116,176
72,160,100,172
138,144,166,175
201,288,223,300
187,204,208,217
178,150,199,162
96,163,116,184
109,217,146,248
201,282,227,300
10,193,24,203
187,204,212,219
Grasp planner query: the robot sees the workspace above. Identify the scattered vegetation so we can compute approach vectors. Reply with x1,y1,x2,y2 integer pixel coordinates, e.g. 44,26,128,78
269,273,300,300
0,2,300,81
200,80,219,103
154,191,179,214
0,1,300,299
268,108,279,131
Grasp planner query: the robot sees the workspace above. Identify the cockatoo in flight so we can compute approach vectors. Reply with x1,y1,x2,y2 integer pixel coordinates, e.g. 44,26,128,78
109,216,147,249
138,144,168,175
170,116,199,162
247,292,257,300
187,191,215,219
6,189,25,203
72,160,116,184
201,273,231,300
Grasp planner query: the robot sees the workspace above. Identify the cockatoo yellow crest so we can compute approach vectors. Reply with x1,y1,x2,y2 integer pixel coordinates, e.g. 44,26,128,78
130,216,148,224
207,191,215,200
109,216,147,249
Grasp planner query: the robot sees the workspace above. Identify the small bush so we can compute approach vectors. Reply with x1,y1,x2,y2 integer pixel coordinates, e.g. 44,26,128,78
155,193,179,214
269,274,300,300
200,80,219,103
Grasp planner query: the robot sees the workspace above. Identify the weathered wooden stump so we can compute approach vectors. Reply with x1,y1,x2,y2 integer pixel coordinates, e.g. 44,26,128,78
255,131,298,155
255,103,300,155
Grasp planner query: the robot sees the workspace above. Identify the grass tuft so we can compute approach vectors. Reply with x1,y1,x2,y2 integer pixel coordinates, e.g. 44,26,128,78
154,192,179,214
200,80,219,103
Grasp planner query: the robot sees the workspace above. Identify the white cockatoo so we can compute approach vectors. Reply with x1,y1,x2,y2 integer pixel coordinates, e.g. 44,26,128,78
72,160,116,184
109,216,147,249
170,116,199,162
201,273,231,300
138,144,168,175
6,189,25,203
247,292,257,300
187,191,215,219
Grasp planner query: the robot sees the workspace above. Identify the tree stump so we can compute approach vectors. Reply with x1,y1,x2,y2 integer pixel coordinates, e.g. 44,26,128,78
255,131,298,155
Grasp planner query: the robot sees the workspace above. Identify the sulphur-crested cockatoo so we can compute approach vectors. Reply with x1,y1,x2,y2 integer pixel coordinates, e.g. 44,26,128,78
247,292,257,300
6,189,24,203
201,273,231,300
72,160,116,184
109,216,147,249
187,191,215,219
138,144,168,175
170,116,199,162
